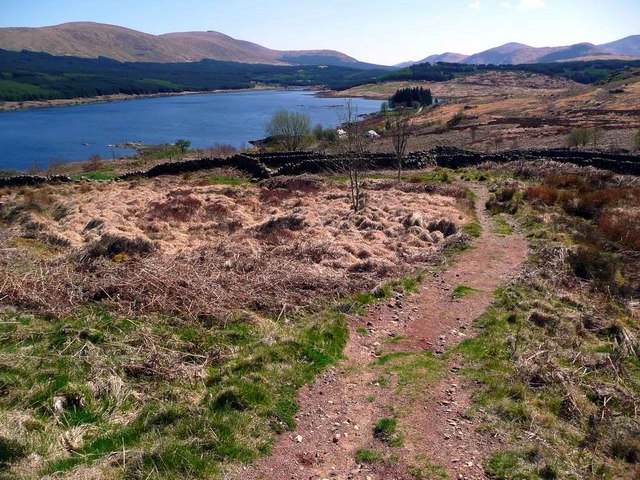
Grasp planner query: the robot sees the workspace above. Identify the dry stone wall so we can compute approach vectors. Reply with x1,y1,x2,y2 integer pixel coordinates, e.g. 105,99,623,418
1,148,639,188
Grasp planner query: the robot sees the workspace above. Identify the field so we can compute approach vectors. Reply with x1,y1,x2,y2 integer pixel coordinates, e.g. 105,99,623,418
333,69,640,153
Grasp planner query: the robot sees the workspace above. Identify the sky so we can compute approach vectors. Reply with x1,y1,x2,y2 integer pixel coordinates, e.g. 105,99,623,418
1,0,639,65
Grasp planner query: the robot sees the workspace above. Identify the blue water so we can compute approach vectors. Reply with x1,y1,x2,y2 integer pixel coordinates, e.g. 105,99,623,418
0,90,382,171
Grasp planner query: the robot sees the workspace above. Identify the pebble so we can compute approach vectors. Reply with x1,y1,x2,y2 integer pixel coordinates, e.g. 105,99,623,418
295,435,303,443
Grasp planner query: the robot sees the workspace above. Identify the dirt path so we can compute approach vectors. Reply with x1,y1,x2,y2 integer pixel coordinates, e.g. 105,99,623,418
233,186,528,480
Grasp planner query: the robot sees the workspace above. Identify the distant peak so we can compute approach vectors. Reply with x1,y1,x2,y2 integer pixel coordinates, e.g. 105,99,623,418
497,42,531,49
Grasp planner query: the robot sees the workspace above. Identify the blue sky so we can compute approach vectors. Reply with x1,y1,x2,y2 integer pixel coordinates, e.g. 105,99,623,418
1,0,639,65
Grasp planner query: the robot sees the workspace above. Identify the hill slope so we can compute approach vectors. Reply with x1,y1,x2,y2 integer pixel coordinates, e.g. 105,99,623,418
599,35,640,56
0,22,360,66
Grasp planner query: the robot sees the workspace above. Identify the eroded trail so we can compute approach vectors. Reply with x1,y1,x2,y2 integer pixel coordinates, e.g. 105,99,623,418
234,186,528,480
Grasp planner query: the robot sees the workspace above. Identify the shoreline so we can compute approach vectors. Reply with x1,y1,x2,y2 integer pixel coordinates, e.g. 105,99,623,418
0,86,333,113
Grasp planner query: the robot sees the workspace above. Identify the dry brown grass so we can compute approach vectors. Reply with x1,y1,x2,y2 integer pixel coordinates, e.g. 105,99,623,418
0,174,468,320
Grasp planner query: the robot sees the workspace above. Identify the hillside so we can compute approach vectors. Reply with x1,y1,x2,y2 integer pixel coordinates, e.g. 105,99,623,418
600,34,640,56
0,22,362,66
0,48,387,103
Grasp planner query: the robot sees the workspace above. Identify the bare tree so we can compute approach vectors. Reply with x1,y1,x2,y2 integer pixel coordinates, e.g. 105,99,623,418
331,100,372,212
337,99,370,155
265,110,312,151
387,111,415,181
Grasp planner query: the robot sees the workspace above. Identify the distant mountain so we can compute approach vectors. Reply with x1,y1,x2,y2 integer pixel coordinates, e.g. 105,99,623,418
399,35,640,66
599,35,640,57
536,43,607,63
0,22,374,68
422,52,469,64
464,42,564,65
395,52,468,68
394,60,417,68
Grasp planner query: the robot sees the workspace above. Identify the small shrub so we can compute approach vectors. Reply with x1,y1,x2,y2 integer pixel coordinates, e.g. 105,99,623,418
495,187,517,203
525,185,558,206
561,188,640,220
447,111,465,128
427,218,458,237
528,310,559,329
83,234,154,260
486,186,522,214
567,246,617,282
610,435,640,463
545,174,590,191
83,154,103,173
256,214,306,234
112,252,130,263
597,210,640,250
538,464,559,479
52,202,71,221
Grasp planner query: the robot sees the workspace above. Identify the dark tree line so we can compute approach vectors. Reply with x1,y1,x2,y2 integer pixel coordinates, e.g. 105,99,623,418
389,87,433,108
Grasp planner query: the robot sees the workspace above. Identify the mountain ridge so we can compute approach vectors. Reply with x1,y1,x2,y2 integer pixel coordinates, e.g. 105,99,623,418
399,35,640,66
0,21,365,67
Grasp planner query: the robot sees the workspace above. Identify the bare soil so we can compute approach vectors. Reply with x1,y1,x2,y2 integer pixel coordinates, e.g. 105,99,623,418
232,186,528,480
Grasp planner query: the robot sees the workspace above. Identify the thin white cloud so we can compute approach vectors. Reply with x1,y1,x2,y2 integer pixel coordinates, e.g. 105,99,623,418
469,1,481,10
517,0,546,9
501,1,513,8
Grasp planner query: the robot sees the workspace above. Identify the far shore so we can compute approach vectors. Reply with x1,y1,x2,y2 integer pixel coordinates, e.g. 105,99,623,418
0,86,338,113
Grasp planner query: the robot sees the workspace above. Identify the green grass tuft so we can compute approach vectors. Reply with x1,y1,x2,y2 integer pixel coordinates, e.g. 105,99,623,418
373,417,403,447
463,220,482,238
491,214,514,236
354,448,383,463
451,284,480,299
71,170,118,181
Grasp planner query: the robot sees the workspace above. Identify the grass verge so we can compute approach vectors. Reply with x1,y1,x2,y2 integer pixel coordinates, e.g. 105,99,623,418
70,170,118,181
0,305,347,478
